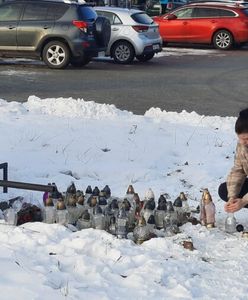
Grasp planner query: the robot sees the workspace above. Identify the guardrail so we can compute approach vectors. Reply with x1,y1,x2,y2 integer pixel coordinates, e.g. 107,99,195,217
0,162,56,194
0,180,56,193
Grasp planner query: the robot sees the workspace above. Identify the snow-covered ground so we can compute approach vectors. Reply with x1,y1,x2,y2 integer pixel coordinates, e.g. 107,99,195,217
0,96,247,300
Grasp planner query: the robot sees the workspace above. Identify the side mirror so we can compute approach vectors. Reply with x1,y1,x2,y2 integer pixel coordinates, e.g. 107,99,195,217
166,14,177,20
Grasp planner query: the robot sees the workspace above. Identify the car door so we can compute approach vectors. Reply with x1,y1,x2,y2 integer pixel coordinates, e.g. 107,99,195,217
184,7,221,43
17,2,56,51
0,2,23,50
158,7,194,42
95,10,123,53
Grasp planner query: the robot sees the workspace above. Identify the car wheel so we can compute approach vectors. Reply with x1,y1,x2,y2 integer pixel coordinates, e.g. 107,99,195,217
95,16,111,47
112,41,135,64
213,30,233,50
43,41,70,69
70,56,91,67
136,53,155,62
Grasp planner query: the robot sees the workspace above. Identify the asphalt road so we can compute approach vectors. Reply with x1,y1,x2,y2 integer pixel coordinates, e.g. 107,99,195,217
0,45,248,116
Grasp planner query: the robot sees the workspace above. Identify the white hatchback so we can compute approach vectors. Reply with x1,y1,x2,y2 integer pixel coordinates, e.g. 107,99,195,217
95,6,162,64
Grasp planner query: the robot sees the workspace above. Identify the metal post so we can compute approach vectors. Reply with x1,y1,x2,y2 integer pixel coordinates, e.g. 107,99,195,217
0,162,8,193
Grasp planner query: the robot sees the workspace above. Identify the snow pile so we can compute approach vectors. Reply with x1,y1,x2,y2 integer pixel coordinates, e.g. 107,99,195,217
145,107,235,129
24,96,132,119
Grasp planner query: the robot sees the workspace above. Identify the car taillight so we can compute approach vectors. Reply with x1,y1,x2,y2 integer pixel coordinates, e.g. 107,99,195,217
132,25,149,33
82,41,90,48
72,20,88,32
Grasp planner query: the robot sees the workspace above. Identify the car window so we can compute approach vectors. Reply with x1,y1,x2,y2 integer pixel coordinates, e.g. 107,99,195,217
173,7,193,18
77,6,97,21
23,3,49,21
96,11,122,25
0,3,22,21
131,12,153,24
219,9,236,17
22,3,67,21
193,7,220,17
192,7,236,18
113,14,122,24
47,3,68,20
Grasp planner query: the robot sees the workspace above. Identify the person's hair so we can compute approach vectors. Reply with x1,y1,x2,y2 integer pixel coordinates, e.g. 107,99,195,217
235,108,248,134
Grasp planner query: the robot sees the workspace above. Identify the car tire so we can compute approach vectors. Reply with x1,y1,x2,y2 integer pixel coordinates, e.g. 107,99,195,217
213,30,233,50
43,41,70,69
95,16,111,47
111,41,135,64
70,56,91,67
136,53,155,62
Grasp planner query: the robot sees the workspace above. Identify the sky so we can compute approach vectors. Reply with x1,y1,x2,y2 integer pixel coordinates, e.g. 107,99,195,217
1,48,248,300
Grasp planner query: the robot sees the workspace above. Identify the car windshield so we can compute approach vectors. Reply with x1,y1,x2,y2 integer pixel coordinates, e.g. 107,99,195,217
78,5,97,21
131,12,154,24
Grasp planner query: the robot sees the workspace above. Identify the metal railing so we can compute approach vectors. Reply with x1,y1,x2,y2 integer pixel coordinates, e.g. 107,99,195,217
0,162,56,194
0,180,56,193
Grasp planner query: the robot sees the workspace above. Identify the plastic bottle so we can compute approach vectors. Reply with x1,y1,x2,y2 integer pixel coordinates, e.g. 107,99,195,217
225,213,237,233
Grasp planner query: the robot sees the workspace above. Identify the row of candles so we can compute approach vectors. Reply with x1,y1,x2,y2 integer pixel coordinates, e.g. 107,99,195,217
43,184,242,236
3,181,239,242
41,183,194,243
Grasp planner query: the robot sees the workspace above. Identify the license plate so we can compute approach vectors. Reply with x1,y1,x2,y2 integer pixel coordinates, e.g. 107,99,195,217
98,51,105,57
153,44,160,50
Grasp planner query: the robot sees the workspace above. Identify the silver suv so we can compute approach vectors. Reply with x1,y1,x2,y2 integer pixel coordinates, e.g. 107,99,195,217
0,0,111,68
95,7,162,64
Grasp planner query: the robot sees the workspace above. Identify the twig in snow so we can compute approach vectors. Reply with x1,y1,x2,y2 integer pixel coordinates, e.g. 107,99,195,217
60,280,69,298
129,125,137,134
186,116,205,146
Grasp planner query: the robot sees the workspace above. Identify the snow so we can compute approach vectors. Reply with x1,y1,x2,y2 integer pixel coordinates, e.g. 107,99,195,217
88,47,226,62
156,47,225,57
0,96,247,300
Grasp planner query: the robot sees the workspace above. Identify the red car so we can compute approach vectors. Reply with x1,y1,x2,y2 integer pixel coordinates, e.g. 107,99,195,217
153,2,248,49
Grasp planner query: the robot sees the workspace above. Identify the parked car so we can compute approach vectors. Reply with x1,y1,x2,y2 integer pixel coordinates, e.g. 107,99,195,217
100,0,188,16
145,0,161,16
153,1,248,49
95,6,162,63
0,0,111,69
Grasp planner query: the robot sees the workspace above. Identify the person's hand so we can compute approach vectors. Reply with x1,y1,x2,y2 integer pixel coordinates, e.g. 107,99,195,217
225,198,246,213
